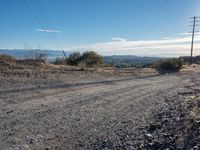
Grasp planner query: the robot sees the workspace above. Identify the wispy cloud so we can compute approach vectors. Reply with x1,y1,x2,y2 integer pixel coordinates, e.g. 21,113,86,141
66,34,200,57
111,37,127,42
179,32,192,36
36,29,61,33
179,32,200,36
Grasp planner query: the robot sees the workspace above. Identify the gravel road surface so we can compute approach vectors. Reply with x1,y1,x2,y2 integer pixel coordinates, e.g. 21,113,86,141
0,68,199,149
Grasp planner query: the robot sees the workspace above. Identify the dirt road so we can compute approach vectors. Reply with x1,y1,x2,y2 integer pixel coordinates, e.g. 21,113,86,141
0,68,199,149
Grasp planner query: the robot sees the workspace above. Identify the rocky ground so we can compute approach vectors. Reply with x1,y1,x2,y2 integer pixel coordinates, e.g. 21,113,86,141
0,60,200,149
142,78,200,149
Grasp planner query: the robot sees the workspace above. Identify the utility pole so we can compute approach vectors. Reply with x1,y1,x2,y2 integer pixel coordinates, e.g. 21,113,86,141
190,16,199,64
62,49,67,59
62,49,68,65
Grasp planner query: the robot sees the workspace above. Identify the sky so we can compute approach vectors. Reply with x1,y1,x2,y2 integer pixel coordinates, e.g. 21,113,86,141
0,0,200,57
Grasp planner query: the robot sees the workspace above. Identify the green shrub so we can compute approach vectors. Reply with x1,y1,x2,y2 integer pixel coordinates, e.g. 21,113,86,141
67,52,81,66
54,51,104,67
159,58,184,71
81,51,103,67
66,51,104,67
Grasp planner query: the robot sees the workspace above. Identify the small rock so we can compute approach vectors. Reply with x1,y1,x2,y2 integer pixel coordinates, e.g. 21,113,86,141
194,121,200,127
197,100,200,108
45,146,50,150
6,110,14,114
26,136,35,144
147,140,161,149
161,133,170,138
179,113,185,118
192,145,199,150
161,118,169,125
145,133,153,141
176,117,180,121
147,124,161,133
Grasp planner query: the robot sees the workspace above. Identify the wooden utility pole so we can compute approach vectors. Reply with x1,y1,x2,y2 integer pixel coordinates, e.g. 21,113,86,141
61,49,68,65
62,49,67,59
190,16,199,64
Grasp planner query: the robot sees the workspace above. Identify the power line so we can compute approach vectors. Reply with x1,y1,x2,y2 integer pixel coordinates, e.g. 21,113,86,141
23,0,67,58
153,0,187,23
23,0,59,49
34,0,68,59
154,0,180,17
32,0,68,59
165,0,185,17
33,0,64,49
172,0,194,17
189,16,199,64
134,0,170,25
30,0,62,49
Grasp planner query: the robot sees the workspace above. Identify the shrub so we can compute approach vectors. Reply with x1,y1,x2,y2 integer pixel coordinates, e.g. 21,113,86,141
54,51,104,67
0,54,15,62
67,52,81,66
81,51,103,67
159,58,184,71
65,51,104,67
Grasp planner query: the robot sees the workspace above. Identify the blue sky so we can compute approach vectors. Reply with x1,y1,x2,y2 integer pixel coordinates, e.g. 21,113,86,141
0,0,200,56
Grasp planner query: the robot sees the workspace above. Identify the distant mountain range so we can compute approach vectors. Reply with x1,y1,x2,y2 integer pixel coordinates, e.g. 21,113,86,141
0,49,162,66
0,49,69,61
